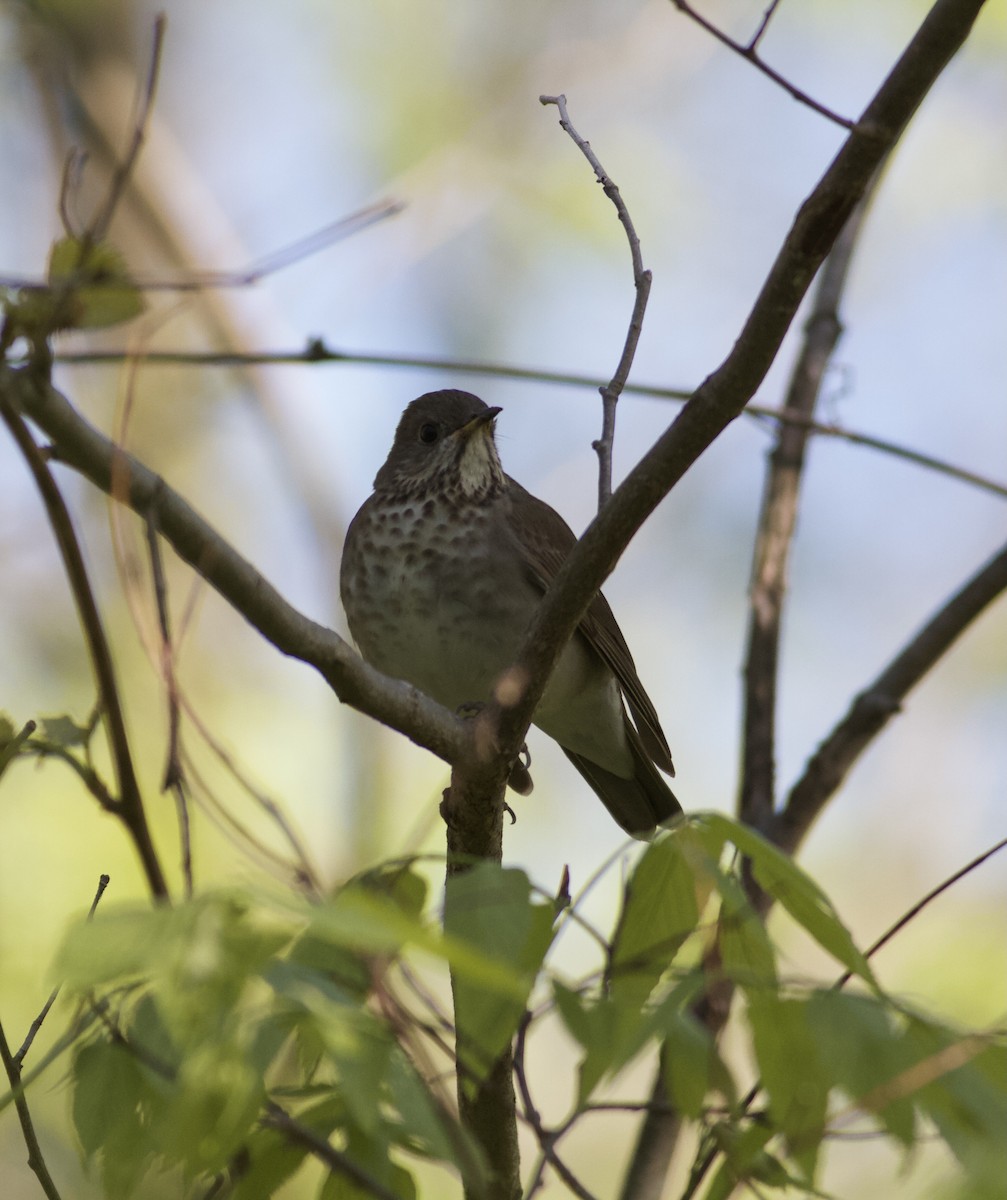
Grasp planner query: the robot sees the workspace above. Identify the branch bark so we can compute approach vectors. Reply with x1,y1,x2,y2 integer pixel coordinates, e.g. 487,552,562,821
494,0,992,807
3,365,470,774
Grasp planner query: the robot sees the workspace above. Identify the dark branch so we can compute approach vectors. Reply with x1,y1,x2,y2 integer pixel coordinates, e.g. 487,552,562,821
3,367,469,780
740,168,883,830
775,538,1007,855
0,388,168,900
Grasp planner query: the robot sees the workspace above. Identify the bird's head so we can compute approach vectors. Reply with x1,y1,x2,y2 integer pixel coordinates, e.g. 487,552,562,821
374,390,506,502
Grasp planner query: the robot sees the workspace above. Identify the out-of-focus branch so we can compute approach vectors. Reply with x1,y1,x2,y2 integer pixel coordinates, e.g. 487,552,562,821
4,366,470,774
47,344,1007,501
741,169,883,830
775,539,1007,856
540,93,652,510
0,388,168,901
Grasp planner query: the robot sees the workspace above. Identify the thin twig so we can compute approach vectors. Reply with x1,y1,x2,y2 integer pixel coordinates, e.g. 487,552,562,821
540,94,653,509
261,1104,405,1200
90,14,167,241
748,0,784,52
0,1017,64,1200
514,1016,600,1200
671,0,854,128
0,392,169,900
0,201,403,293
0,718,36,780
48,345,1007,502
16,874,110,1066
145,510,193,895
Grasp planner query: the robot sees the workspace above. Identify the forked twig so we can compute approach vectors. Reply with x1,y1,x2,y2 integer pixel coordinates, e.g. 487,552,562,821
671,0,854,128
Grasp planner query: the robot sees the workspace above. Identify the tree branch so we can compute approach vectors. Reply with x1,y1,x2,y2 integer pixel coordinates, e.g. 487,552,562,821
3,365,470,774
0,387,168,900
741,167,883,831
774,538,1007,855
494,0,993,805
0,1018,64,1200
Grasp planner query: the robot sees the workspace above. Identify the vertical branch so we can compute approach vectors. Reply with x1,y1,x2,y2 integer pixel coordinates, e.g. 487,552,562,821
741,169,883,830
540,94,652,510
442,764,521,1200
0,392,169,900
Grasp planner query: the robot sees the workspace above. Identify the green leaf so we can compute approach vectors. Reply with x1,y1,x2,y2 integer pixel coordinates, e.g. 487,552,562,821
904,1019,1007,1170
40,712,93,749
47,236,145,330
608,830,702,1007
805,990,916,1145
54,907,175,987
72,1041,145,1161
230,1128,308,1200
660,1009,717,1119
444,864,555,1080
747,996,828,1181
717,879,777,994
700,813,875,985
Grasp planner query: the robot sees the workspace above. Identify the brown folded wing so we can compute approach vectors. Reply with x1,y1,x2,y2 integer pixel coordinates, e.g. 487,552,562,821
505,477,675,777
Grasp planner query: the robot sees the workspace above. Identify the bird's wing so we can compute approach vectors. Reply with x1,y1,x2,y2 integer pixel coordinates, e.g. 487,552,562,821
505,477,674,775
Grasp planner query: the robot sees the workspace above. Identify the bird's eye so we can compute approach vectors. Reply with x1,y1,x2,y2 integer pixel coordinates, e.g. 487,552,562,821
418,423,439,444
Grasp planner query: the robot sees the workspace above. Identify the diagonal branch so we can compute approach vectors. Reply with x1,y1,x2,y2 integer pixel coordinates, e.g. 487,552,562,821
3,366,470,775
493,0,992,792
774,538,1007,855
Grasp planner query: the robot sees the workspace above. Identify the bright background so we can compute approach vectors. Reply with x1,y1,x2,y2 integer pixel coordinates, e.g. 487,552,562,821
1,1,1005,1196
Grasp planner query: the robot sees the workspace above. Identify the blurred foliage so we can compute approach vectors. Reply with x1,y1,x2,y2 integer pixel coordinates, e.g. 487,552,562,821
1,813,1002,1198
1,0,1005,1198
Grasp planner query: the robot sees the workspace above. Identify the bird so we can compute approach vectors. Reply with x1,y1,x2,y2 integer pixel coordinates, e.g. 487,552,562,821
339,389,681,837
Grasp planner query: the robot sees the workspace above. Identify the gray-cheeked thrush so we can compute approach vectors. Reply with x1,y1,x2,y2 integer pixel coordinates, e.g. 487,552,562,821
340,390,681,837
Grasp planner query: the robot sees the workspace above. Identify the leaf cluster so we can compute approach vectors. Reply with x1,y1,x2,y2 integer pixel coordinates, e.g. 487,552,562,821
15,817,1001,1199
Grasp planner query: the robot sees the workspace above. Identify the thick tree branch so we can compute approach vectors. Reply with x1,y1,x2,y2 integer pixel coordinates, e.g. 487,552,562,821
3,365,470,773
493,0,992,791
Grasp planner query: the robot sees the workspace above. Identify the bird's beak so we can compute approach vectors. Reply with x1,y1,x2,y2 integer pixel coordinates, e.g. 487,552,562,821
455,406,502,440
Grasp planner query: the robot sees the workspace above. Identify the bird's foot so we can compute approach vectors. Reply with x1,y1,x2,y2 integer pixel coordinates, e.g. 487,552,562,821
456,701,534,796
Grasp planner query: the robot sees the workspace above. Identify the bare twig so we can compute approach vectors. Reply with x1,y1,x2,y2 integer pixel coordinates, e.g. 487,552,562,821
0,719,36,780
0,1019,64,1200
540,94,653,509
0,201,403,293
90,14,167,241
46,344,1007,501
749,0,784,52
775,538,1007,855
0,391,169,900
513,1016,600,1200
741,167,884,831
144,511,193,895
15,874,110,1066
671,0,854,128
261,1104,405,1200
